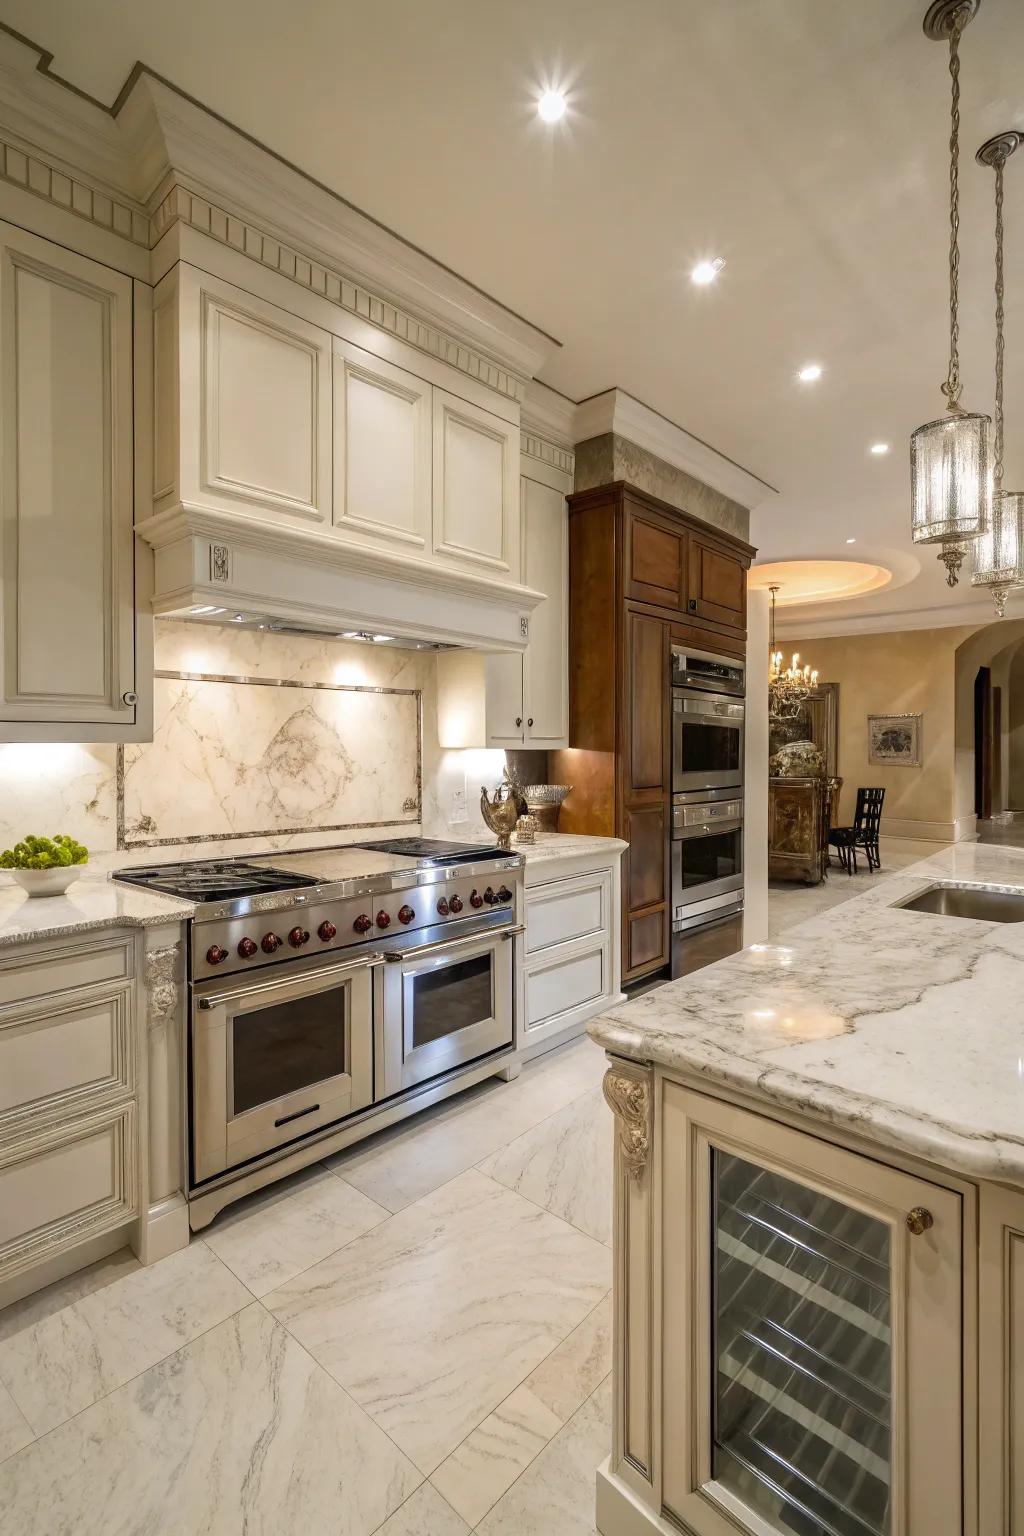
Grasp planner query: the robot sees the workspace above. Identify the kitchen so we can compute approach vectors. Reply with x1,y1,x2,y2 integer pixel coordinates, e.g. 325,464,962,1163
0,4,1023,1536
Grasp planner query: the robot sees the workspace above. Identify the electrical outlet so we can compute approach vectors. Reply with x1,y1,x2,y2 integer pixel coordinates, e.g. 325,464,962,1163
450,788,467,823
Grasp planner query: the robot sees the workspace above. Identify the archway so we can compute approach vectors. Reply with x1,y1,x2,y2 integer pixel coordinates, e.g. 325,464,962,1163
954,621,1024,834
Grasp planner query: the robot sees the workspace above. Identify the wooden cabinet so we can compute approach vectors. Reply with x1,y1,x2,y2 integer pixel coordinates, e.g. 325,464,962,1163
687,529,747,631
332,336,431,551
154,264,333,527
552,482,753,985
432,388,519,578
484,454,569,749
601,1071,967,1536
0,221,140,738
980,1184,1024,1535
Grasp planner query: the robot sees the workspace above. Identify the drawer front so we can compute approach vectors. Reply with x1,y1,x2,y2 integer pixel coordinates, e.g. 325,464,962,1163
0,1104,137,1283
526,942,608,1033
0,986,134,1142
526,870,610,955
0,932,133,1009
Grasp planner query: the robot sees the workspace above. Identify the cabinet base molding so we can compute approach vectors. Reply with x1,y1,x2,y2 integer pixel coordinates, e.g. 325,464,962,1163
135,1193,190,1267
0,1224,133,1313
597,1461,688,1536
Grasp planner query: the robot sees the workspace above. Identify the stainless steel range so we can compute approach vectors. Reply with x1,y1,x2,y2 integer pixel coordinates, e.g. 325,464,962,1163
116,838,522,1226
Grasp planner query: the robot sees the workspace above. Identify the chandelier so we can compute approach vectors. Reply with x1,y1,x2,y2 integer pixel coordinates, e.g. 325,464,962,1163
910,0,992,588
971,130,1023,616
768,585,818,722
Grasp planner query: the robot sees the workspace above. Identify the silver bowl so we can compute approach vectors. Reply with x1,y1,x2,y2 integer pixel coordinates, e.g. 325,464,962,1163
523,784,573,805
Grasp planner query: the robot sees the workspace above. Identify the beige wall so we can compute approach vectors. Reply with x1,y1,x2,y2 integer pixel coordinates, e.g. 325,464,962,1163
788,627,975,840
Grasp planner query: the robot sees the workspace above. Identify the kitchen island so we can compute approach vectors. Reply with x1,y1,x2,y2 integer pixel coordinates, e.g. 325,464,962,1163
591,841,1024,1536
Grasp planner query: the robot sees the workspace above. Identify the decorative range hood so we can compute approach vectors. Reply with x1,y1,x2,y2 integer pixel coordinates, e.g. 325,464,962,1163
137,504,544,652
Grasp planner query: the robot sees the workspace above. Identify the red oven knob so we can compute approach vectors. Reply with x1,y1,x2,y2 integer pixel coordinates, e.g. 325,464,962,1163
318,920,337,942
237,937,258,959
353,914,372,934
206,943,228,965
470,889,484,909
449,895,463,913
376,909,391,929
261,933,282,953
497,886,512,903
288,926,310,948
483,886,496,905
398,904,415,925
436,897,449,916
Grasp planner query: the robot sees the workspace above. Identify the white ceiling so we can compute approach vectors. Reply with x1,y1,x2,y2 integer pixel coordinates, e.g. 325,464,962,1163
5,0,1024,630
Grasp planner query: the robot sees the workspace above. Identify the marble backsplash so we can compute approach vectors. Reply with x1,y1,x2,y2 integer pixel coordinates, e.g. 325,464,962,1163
0,621,505,856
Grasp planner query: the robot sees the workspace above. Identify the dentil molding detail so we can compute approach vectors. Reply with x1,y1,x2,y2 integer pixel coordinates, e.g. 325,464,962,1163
520,432,575,476
603,1063,652,1180
0,133,149,245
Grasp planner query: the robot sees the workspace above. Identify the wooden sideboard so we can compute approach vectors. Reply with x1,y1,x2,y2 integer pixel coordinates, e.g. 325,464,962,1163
551,482,754,985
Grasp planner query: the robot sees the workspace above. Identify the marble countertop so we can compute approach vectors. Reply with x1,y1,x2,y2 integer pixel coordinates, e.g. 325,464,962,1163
0,874,193,948
514,833,628,868
589,842,1024,1188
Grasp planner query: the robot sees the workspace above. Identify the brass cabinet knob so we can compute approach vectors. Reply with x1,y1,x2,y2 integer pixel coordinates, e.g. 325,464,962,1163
906,1206,934,1236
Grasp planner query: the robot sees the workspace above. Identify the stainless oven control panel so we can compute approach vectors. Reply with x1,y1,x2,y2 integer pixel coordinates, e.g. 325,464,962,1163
673,798,743,833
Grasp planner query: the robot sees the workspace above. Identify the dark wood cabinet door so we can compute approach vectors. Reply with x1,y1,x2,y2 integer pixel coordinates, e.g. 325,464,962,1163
626,609,667,795
625,506,686,610
622,803,668,978
686,534,746,630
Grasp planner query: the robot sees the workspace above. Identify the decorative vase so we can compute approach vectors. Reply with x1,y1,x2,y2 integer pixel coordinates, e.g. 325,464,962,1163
479,785,519,852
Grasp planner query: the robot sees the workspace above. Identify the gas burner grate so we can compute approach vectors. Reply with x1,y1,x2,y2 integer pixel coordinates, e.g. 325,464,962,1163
115,860,320,901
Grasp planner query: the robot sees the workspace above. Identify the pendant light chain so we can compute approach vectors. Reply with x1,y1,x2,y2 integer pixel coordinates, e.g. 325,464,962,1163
993,148,1005,490
941,5,969,413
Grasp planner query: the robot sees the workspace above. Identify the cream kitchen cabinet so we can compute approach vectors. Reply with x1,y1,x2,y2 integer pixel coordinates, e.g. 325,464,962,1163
980,1183,1024,1535
485,455,570,748
0,220,144,740
432,387,519,580
153,263,333,528
332,335,431,552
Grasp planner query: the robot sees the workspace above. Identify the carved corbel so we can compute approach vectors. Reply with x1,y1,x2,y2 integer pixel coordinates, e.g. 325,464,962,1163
603,1062,652,1180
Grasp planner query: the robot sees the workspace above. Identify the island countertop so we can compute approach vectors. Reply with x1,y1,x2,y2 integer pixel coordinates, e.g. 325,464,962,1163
589,841,1024,1188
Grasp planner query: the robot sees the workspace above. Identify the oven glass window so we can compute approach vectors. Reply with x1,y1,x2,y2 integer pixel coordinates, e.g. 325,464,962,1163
232,987,346,1115
410,953,493,1050
680,829,742,892
679,721,741,780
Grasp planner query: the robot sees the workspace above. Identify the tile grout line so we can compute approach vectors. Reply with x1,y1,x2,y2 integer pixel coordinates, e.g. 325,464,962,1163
0,1381,36,1467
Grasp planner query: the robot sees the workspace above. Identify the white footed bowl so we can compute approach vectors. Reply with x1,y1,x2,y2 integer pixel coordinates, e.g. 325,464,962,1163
10,866,83,898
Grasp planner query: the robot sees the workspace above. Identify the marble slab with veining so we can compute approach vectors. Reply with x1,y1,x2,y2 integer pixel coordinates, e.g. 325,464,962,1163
589,842,1024,1188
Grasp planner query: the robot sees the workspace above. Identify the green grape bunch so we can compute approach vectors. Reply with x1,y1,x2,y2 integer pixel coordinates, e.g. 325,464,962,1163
0,834,89,870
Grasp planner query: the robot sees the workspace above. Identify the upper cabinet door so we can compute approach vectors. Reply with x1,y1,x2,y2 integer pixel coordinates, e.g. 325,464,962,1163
523,475,568,748
625,504,687,610
178,267,331,524
432,389,519,578
687,532,747,630
0,223,135,730
332,337,431,552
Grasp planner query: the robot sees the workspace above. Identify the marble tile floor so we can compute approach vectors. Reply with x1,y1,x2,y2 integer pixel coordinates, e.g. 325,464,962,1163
768,837,949,941
0,1035,614,1536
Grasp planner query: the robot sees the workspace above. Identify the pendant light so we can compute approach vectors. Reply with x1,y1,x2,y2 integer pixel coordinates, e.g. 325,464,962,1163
910,0,992,587
971,131,1023,616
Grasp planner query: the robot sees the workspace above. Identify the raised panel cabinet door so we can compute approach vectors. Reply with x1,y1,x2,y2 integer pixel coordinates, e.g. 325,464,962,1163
622,803,668,977
660,1085,964,1536
687,534,747,630
189,268,331,522
626,610,668,794
332,337,431,550
484,650,525,746
625,506,686,609
432,388,519,576
979,1184,1024,1535
523,475,568,747
0,222,135,727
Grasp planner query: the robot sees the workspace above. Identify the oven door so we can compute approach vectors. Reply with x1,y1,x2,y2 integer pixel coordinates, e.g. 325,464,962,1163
379,924,518,1098
672,691,745,793
671,809,744,914
191,952,378,1185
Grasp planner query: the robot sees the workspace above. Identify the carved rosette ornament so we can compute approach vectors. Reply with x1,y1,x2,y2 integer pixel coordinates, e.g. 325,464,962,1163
602,1065,652,1180
145,942,183,1032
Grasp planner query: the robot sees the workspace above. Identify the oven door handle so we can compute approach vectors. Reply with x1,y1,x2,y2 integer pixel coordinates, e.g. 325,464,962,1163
197,952,384,1009
675,818,743,841
383,924,525,963
673,697,745,721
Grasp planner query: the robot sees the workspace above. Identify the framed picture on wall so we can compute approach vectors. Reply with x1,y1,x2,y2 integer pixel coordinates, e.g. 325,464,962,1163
867,713,922,767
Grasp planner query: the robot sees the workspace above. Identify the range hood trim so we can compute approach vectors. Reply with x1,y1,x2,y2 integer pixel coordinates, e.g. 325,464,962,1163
137,503,543,652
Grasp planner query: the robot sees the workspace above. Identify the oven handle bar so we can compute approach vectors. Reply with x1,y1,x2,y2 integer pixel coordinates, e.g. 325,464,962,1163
674,819,743,841
197,952,384,1009
382,923,525,963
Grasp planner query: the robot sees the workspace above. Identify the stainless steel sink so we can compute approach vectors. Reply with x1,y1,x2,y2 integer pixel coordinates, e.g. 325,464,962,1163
895,881,1024,923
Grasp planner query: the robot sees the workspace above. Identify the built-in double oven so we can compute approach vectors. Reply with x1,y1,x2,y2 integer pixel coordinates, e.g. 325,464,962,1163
670,645,746,977
190,875,518,1187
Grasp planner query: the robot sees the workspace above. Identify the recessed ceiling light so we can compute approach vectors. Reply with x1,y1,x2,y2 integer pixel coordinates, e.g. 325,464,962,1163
537,89,567,123
691,258,725,286
846,538,856,544
797,363,823,383
870,442,890,455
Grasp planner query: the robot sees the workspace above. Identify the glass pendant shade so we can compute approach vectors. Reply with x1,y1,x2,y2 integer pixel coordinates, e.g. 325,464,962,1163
910,410,992,544
972,489,1024,613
